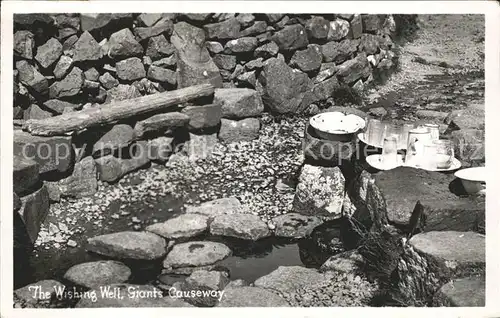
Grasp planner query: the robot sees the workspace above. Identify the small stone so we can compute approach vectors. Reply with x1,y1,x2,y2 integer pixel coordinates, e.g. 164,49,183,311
106,84,141,103
224,37,258,54
328,18,350,41
134,112,189,138
359,34,380,55
271,24,308,51
147,66,176,85
254,41,279,59
210,213,271,240
93,124,136,156
181,104,222,130
204,18,241,40
53,56,73,79
152,55,177,69
146,214,209,239
213,54,237,71
134,18,174,41
24,104,52,120
67,239,77,247
116,57,146,81
16,60,48,94
290,45,322,72
99,72,119,89
145,35,175,60
206,41,224,54
137,13,163,27
236,13,256,28
350,14,363,39
35,38,63,69
305,16,329,40
49,66,84,98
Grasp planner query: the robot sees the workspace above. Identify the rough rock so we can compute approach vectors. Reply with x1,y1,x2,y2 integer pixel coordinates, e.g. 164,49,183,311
16,60,48,94
84,68,100,81
290,45,322,72
236,13,256,28
185,197,248,217
24,104,52,120
145,35,175,60
43,99,79,115
151,55,177,69
240,21,268,37
35,38,63,69
394,231,485,306
322,39,359,64
49,66,84,98
328,18,350,41
213,54,237,71
116,57,146,81
73,31,101,62
134,18,174,41
206,41,224,54
87,231,167,260
218,286,289,307
93,124,136,156
14,30,35,60
320,250,365,273
210,214,271,240
236,71,257,88
171,21,205,49
336,53,371,84
14,130,73,174
176,45,223,88
214,88,264,119
293,165,345,218
107,28,144,58
181,104,222,130
219,118,260,143
359,34,379,55
224,37,258,54
445,108,485,131
99,72,119,89
94,146,150,182
13,155,39,195
76,284,183,308
433,276,485,307
272,24,308,51
148,136,174,162
204,18,241,40
105,84,141,103
306,16,329,40
14,280,65,308
163,241,232,268
146,214,210,239
17,185,50,243
134,112,189,138
350,14,363,39
137,13,163,27
254,266,327,294
451,129,484,167
362,14,381,33
254,41,279,59
63,260,131,289
53,56,73,79
80,13,133,33
258,57,311,114
162,264,230,277
46,156,98,199
272,213,323,239
182,270,230,307
147,65,176,85
300,76,341,109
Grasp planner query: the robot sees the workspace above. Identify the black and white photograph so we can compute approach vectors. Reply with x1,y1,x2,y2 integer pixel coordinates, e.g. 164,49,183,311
1,1,499,315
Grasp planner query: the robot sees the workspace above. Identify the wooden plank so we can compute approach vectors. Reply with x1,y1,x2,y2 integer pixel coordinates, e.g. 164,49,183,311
23,84,214,136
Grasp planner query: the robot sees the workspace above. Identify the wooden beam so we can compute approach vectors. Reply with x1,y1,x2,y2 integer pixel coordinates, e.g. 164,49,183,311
23,84,214,136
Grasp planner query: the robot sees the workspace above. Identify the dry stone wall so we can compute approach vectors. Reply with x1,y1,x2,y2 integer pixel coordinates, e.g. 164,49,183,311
12,12,400,242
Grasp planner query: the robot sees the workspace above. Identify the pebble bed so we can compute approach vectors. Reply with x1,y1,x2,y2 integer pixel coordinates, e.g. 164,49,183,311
35,114,305,250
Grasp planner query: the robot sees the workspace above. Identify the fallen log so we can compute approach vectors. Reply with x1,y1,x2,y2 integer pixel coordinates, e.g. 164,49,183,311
23,84,215,136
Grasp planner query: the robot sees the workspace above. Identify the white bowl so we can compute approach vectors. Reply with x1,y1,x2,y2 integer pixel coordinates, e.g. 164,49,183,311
454,167,486,194
310,112,366,142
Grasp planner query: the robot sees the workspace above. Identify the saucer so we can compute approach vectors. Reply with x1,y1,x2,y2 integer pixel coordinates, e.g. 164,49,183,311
366,154,405,171
412,157,462,172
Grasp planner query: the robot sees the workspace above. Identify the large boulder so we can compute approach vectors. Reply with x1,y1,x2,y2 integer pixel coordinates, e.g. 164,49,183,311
13,155,39,195
92,124,136,156
176,46,223,88
450,129,485,167
210,214,271,240
116,57,146,81
217,287,289,307
14,280,65,308
14,130,73,174
258,58,311,114
63,260,131,289
290,45,323,73
181,104,222,130
293,165,345,218
94,150,150,183
432,276,485,307
106,28,143,58
86,231,167,260
14,30,35,60
146,213,210,239
80,13,133,33
214,88,264,119
218,118,260,143
163,241,232,268
321,39,359,64
16,60,48,94
17,185,50,243
45,156,98,199
73,31,101,62
181,270,230,307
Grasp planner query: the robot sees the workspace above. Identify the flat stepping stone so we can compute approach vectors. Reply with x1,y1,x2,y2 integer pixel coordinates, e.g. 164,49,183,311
63,260,131,289
210,214,271,241
394,231,485,306
254,266,328,294
272,213,323,238
15,280,64,308
163,241,232,268
86,231,167,260
185,197,249,217
217,286,289,307
76,284,192,307
433,276,485,307
371,167,457,226
145,214,209,239
162,264,230,276
182,270,230,307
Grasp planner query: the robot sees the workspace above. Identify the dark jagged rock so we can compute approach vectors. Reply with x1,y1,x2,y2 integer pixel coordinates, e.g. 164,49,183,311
116,57,146,81
16,60,48,95
35,38,63,69
107,28,144,58
145,35,175,60
53,56,73,79
305,16,329,40
272,24,309,51
204,18,241,40
322,39,359,64
73,31,101,62
181,104,222,130
134,18,174,41
290,45,322,72
14,31,35,60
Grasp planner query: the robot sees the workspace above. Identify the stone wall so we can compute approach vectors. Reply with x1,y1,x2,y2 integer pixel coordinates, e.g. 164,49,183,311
12,12,400,242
